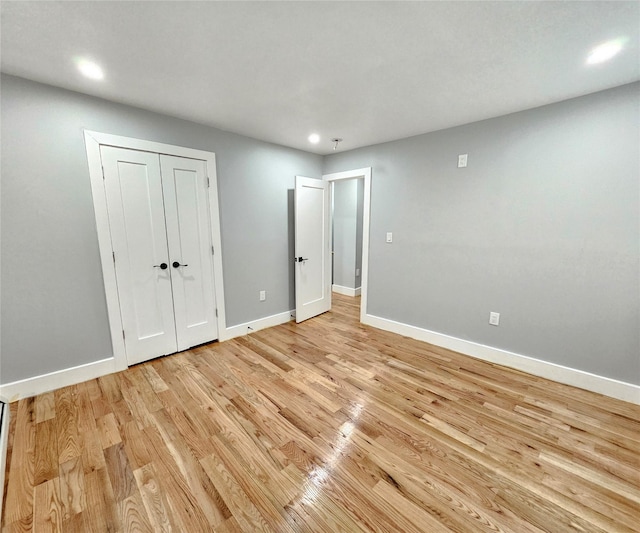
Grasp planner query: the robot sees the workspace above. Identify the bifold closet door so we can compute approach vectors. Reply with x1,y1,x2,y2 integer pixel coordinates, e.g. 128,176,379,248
101,147,218,365
160,155,218,351
101,146,178,364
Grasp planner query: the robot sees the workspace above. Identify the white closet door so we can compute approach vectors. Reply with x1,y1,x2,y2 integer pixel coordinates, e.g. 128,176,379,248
101,146,178,364
160,155,218,351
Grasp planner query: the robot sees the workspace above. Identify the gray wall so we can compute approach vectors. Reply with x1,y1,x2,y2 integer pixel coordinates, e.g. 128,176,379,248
332,179,359,289
2,74,638,387
324,82,639,384
1,74,322,384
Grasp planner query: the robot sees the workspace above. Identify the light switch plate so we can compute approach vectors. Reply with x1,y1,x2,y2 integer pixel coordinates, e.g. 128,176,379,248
458,154,468,168
386,232,393,243
489,311,500,326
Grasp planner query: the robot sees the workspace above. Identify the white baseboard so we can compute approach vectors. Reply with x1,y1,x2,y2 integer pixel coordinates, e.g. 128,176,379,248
0,401,10,523
3,312,635,406
332,284,362,297
222,309,294,341
0,357,117,402
363,314,640,406
0,308,293,400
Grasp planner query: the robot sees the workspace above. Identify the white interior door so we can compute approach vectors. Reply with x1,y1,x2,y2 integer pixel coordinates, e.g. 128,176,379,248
101,146,178,364
160,155,218,351
295,176,331,322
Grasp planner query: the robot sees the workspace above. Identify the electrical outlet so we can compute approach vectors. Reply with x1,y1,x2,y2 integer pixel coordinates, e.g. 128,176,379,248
489,312,500,326
458,154,468,168
259,290,266,301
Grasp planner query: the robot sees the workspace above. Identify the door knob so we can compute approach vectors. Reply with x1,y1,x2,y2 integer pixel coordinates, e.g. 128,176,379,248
153,263,168,270
172,261,188,268
296,257,309,263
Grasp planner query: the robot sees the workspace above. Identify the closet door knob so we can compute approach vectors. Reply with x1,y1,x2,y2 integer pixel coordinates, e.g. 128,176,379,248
153,263,168,270
172,261,188,268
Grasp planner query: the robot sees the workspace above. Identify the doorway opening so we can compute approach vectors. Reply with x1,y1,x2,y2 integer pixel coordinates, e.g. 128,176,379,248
322,167,372,324
331,177,364,315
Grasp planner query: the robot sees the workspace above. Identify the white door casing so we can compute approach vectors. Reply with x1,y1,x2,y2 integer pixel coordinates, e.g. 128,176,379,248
160,155,218,350
295,176,331,322
101,146,178,364
85,131,226,371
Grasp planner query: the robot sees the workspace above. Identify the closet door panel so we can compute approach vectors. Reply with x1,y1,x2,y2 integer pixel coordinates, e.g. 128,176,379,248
100,146,178,364
161,155,218,350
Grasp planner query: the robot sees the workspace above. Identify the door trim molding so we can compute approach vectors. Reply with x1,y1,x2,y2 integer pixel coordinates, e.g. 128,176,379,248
323,167,372,324
84,131,226,370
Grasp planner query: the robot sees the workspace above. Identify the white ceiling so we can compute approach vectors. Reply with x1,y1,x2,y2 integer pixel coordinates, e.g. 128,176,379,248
2,1,638,155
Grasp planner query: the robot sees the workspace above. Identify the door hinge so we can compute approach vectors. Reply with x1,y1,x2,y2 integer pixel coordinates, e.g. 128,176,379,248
112,251,116,263
102,165,105,178
215,309,218,318
122,330,126,340
211,245,215,255
207,177,210,188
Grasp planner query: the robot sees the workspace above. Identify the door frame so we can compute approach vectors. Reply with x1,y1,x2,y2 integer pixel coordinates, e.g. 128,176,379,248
84,130,226,371
322,167,371,323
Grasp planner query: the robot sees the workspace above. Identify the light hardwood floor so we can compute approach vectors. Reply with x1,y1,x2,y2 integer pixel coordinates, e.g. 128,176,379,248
2,294,639,532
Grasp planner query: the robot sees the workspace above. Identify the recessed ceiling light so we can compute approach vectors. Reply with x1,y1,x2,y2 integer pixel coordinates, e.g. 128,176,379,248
586,40,624,65
308,133,320,144
76,59,104,80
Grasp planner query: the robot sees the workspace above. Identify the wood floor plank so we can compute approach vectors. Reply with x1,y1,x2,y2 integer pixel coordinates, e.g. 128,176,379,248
132,463,175,533
200,450,279,533
33,478,62,533
104,443,136,504
34,392,55,424
146,408,232,528
284,485,371,533
54,386,82,464
117,491,154,533
58,456,85,520
214,516,244,533
120,421,152,472
80,429,106,475
209,436,305,533
2,294,639,532
75,382,98,436
83,467,119,533
60,511,87,533
123,367,164,413
2,398,35,524
141,416,226,530
33,419,58,486
137,365,170,394
96,413,122,450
